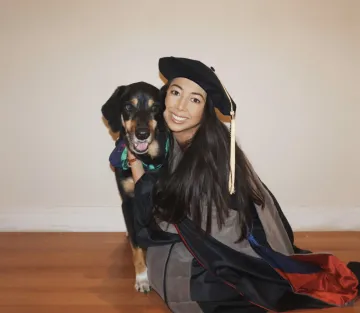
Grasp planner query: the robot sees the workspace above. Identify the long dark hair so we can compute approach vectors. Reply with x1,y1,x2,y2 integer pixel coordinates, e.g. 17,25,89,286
152,83,265,240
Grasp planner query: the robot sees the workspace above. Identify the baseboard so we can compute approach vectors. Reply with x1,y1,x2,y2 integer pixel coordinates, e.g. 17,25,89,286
0,206,125,232
0,206,359,232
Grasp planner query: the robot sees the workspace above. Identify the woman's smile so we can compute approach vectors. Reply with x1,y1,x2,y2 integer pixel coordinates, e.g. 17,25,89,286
171,112,188,124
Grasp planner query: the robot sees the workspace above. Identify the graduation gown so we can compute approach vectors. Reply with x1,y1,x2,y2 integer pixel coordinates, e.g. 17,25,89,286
131,138,360,313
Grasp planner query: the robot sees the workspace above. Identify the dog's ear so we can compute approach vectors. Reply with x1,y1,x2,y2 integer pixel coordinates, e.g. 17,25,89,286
101,85,128,133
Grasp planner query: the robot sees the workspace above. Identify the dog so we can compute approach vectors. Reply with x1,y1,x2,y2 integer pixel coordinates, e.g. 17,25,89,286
101,81,168,293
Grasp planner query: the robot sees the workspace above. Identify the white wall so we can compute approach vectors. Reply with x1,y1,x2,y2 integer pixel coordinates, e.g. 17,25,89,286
0,0,359,232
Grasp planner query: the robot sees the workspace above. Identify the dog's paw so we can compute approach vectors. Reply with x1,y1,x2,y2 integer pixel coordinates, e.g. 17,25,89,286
135,269,151,293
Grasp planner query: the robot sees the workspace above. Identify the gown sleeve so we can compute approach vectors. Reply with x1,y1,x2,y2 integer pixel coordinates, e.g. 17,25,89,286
260,181,311,254
132,172,181,248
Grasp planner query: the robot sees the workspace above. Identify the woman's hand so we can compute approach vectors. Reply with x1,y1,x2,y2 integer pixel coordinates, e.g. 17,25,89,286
128,150,145,183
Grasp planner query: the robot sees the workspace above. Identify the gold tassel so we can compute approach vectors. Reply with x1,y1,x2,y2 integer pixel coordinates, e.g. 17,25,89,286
229,109,236,194
211,67,236,194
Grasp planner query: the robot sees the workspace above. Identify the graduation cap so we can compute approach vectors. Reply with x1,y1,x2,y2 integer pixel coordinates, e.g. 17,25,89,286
158,56,237,194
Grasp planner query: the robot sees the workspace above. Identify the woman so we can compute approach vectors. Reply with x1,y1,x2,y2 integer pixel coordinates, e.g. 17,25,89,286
127,56,360,313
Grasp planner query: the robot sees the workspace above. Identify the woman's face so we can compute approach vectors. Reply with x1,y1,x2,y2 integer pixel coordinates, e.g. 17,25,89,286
163,77,207,137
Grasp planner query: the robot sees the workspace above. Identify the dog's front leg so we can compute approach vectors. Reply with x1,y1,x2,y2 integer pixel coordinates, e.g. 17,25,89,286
130,242,150,293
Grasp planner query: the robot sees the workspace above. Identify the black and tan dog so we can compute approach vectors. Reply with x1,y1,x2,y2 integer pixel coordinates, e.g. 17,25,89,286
101,81,168,292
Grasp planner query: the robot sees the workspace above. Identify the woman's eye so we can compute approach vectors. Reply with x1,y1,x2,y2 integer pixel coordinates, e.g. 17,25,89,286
170,90,179,96
192,98,201,104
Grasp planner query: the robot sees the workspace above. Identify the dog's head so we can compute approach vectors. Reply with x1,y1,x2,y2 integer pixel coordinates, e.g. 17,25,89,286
101,81,165,155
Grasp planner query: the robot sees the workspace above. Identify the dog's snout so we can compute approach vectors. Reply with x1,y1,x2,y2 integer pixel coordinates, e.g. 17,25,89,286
135,127,150,140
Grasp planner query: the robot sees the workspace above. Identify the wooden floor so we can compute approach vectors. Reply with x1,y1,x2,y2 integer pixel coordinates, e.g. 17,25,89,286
0,232,359,313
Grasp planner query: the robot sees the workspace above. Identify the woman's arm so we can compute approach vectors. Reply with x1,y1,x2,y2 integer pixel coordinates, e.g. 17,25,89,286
127,150,180,248
127,150,145,183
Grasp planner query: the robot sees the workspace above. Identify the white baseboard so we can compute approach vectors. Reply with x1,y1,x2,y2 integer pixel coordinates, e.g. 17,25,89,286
0,206,125,232
284,207,360,231
0,206,359,232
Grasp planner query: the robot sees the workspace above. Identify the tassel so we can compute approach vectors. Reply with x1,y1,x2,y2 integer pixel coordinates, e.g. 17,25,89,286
229,109,236,194
210,67,236,194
